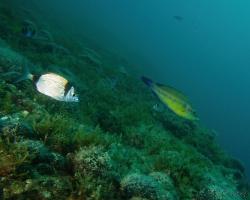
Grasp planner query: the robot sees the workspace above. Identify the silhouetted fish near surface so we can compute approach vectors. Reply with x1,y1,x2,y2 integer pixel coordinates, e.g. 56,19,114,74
142,76,199,121
173,15,183,21
16,67,79,102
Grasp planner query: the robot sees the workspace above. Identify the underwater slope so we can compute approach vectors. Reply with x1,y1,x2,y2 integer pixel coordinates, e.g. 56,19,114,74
0,1,249,200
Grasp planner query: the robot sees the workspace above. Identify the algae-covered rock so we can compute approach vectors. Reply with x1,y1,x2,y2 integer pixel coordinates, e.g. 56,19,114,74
149,172,179,200
18,139,50,160
18,139,66,170
121,173,178,200
74,146,113,177
0,138,30,177
198,184,242,200
0,111,34,138
130,197,149,200
197,171,244,200
3,176,72,200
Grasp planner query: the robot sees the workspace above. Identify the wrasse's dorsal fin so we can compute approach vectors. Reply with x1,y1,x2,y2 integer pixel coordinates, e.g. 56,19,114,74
155,82,190,103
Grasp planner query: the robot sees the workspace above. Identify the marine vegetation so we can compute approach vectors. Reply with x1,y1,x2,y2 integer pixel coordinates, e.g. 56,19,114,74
0,1,249,200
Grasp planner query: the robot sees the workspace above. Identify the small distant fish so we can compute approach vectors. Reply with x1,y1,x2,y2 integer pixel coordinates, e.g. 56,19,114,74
142,76,198,121
21,21,36,38
22,29,35,38
16,67,79,102
152,103,164,113
118,65,128,75
173,15,183,21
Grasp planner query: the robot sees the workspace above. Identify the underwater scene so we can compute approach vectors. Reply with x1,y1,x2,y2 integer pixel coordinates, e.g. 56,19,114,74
0,0,250,199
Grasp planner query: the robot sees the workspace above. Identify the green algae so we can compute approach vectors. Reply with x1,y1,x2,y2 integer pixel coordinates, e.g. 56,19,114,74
0,1,249,200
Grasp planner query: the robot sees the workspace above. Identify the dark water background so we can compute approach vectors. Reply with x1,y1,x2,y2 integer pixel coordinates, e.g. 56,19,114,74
31,0,250,178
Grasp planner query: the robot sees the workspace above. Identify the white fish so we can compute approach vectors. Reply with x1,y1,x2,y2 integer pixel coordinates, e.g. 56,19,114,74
16,68,79,102
35,73,79,102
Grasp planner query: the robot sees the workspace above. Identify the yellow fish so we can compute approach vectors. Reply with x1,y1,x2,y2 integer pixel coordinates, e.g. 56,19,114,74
142,76,199,121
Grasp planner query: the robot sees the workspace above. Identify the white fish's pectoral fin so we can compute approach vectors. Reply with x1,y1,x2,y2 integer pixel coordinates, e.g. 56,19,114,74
67,86,74,96
71,86,75,94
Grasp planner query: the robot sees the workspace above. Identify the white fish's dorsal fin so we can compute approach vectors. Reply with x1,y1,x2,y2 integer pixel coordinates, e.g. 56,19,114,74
44,73,68,85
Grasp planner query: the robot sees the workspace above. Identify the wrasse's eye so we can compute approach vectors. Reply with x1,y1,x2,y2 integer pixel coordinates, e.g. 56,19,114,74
72,94,76,97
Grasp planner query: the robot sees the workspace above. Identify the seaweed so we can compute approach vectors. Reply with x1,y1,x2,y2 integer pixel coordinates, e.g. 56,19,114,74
0,1,249,199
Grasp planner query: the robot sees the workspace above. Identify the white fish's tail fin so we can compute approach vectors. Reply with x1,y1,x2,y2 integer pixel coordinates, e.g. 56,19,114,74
14,65,33,83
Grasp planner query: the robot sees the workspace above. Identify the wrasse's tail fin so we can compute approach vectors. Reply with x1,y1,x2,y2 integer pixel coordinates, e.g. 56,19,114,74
141,76,154,87
14,65,33,83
